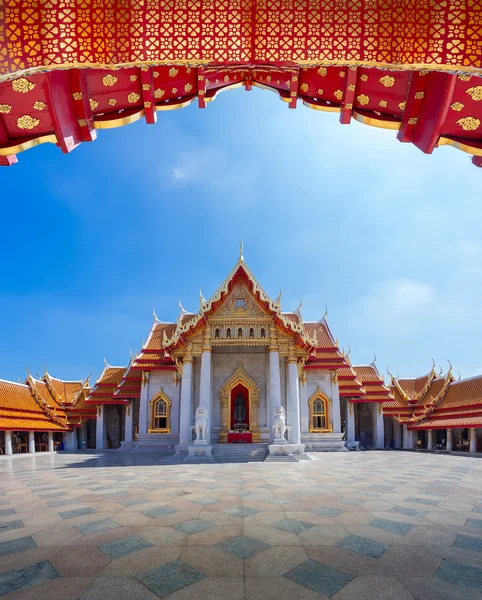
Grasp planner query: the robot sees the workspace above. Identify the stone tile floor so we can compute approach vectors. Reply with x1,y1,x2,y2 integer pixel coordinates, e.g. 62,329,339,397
0,451,482,599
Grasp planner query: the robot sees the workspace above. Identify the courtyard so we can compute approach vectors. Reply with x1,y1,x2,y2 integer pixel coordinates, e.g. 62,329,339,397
0,451,481,600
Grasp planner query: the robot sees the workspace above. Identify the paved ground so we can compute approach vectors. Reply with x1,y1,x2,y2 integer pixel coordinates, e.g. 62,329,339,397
1,451,482,600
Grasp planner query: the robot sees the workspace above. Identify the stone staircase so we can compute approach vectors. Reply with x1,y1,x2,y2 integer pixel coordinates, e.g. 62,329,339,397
211,443,269,463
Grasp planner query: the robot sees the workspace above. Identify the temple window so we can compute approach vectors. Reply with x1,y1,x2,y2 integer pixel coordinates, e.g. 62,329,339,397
215,328,220,339
238,327,243,338
149,389,171,433
226,327,231,338
260,327,266,338
249,327,254,338
309,389,330,432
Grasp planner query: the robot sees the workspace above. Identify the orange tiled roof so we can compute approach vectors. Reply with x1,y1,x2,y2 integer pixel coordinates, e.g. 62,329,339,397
439,376,482,409
337,365,365,398
0,380,44,413
353,364,393,403
0,379,72,431
409,415,482,430
45,374,83,405
0,417,69,431
87,365,127,404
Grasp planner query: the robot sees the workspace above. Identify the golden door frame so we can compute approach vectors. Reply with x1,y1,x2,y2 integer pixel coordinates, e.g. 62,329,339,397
219,363,260,443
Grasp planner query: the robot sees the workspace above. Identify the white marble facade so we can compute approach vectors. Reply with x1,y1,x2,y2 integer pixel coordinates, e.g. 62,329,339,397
130,347,345,451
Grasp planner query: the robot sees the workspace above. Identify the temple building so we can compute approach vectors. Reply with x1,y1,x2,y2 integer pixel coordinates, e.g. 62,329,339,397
1,254,481,457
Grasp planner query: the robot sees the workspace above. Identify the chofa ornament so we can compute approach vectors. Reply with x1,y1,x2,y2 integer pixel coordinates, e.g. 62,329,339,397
273,405,286,440
195,405,209,441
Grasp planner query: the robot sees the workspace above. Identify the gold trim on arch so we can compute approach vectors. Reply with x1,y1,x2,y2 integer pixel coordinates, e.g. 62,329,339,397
94,109,145,130
2,60,481,84
352,111,401,131
219,363,260,443
148,387,172,433
438,136,482,157
308,387,332,433
0,133,57,156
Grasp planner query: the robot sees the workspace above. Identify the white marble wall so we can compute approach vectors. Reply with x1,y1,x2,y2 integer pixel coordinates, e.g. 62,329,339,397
145,370,181,434
304,370,341,433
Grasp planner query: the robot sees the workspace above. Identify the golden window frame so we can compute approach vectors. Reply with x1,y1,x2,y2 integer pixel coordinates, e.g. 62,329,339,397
308,387,332,433
148,387,172,433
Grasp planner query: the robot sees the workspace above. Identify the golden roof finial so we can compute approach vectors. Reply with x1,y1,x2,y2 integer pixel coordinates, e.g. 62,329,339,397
103,356,108,366
26,363,30,376
153,308,158,321
199,288,207,310
346,345,351,359
43,361,48,376
431,357,435,372
447,359,453,373
35,368,40,379
371,353,377,366
457,372,461,381
387,366,395,380
438,365,443,376
322,305,328,320
295,298,302,318
239,240,244,262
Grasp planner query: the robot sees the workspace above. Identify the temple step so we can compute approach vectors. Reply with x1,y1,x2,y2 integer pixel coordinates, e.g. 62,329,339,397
211,443,269,463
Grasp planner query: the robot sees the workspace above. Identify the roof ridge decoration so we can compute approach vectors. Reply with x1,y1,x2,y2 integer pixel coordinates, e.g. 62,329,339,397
25,374,68,428
162,254,320,350
71,374,92,407
42,371,63,405
409,366,454,425
412,360,438,405
387,367,410,403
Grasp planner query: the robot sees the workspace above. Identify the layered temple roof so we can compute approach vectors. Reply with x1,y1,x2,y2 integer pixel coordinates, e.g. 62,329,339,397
0,3,481,166
0,372,94,431
352,363,394,403
87,364,128,405
381,362,482,430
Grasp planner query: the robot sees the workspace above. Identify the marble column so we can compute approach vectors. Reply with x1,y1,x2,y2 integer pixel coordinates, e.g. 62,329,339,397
5,431,12,456
427,429,433,451
48,432,54,452
372,403,385,449
269,332,282,440
177,349,194,451
138,372,150,435
299,377,309,433
345,399,355,447
96,405,105,450
125,401,134,442
71,427,78,451
469,428,477,453
28,431,35,454
330,371,342,433
446,429,453,452
199,333,212,442
403,425,413,449
393,420,402,449
286,351,301,444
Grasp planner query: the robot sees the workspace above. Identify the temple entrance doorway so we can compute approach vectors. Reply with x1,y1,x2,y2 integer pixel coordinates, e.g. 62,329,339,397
219,363,261,443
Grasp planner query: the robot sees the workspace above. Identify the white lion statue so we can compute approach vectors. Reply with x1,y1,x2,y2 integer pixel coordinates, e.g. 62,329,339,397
195,405,209,441
273,405,286,440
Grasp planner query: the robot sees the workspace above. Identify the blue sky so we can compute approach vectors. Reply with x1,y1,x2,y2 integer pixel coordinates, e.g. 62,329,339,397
1,87,481,383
